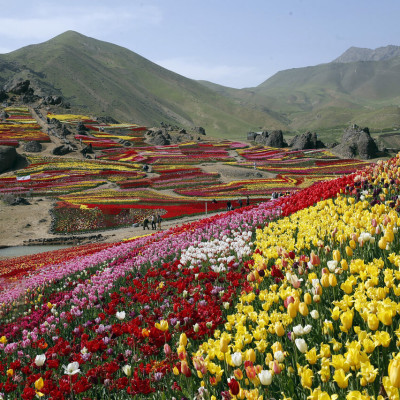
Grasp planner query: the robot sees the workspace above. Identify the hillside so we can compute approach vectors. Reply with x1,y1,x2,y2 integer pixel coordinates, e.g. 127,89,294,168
200,48,400,138
0,31,284,140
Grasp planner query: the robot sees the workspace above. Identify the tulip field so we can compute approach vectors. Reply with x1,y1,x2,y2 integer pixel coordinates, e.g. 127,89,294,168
3,150,400,399
0,107,50,146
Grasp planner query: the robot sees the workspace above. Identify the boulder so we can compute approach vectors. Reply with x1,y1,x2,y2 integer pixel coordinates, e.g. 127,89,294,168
77,121,89,133
265,130,287,148
0,90,8,102
333,124,379,159
23,141,43,153
52,145,74,156
0,146,17,172
247,132,257,141
10,197,30,206
0,110,9,121
7,79,31,95
42,95,63,105
290,132,325,150
192,126,206,135
251,130,287,148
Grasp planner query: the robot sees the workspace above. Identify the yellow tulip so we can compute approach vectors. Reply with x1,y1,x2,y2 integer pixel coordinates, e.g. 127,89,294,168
275,322,285,337
305,347,318,365
341,259,349,271
389,358,400,388
299,302,309,317
155,320,169,331
367,314,379,331
321,273,330,288
345,246,353,257
0,336,7,345
349,239,357,249
329,274,337,287
244,348,256,363
179,332,187,347
333,250,341,262
220,337,229,353
271,342,282,353
35,377,44,391
333,368,352,389
304,292,312,305
287,302,297,318
378,237,387,250
340,310,354,333
378,309,393,326
299,365,313,388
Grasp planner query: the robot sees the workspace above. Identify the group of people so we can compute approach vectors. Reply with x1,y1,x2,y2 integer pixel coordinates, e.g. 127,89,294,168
271,191,290,199
143,213,162,230
226,196,250,211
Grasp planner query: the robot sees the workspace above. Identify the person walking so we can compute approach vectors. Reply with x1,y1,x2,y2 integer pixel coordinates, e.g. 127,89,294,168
246,196,250,206
238,198,243,208
151,214,156,230
143,217,150,230
157,214,162,230
227,200,232,211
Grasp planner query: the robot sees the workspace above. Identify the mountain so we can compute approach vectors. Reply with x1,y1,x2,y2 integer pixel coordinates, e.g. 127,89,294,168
333,45,400,63
2,33,399,140
200,46,400,138
0,31,284,139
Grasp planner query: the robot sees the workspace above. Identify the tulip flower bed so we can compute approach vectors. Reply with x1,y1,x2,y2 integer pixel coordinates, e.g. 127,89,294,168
51,188,231,233
118,167,221,190
0,242,116,293
100,142,236,164
0,107,50,144
0,154,364,399
174,174,333,198
0,157,144,196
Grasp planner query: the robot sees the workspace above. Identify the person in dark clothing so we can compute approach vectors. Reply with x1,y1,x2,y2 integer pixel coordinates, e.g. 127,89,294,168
227,200,232,211
151,214,156,230
143,217,150,230
246,196,250,206
157,214,162,230
238,198,243,208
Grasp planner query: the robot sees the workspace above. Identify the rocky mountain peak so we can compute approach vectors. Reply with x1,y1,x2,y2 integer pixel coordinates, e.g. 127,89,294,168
333,45,400,63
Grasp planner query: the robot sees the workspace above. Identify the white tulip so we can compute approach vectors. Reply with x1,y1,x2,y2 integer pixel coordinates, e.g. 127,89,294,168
122,364,132,377
63,362,81,375
35,354,46,367
295,338,308,354
327,260,337,272
116,311,126,321
310,309,319,319
274,351,285,363
258,370,272,385
231,352,242,366
303,325,312,334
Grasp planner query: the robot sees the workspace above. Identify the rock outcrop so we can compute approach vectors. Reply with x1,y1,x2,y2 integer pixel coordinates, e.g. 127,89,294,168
0,146,17,172
23,141,43,153
52,144,75,156
250,130,287,148
289,132,325,150
146,129,171,145
333,125,379,159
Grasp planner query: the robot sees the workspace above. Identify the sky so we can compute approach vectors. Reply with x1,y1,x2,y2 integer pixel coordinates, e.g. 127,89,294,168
0,0,399,88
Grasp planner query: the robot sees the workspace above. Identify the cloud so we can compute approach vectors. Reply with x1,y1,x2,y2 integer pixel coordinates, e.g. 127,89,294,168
155,57,267,88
